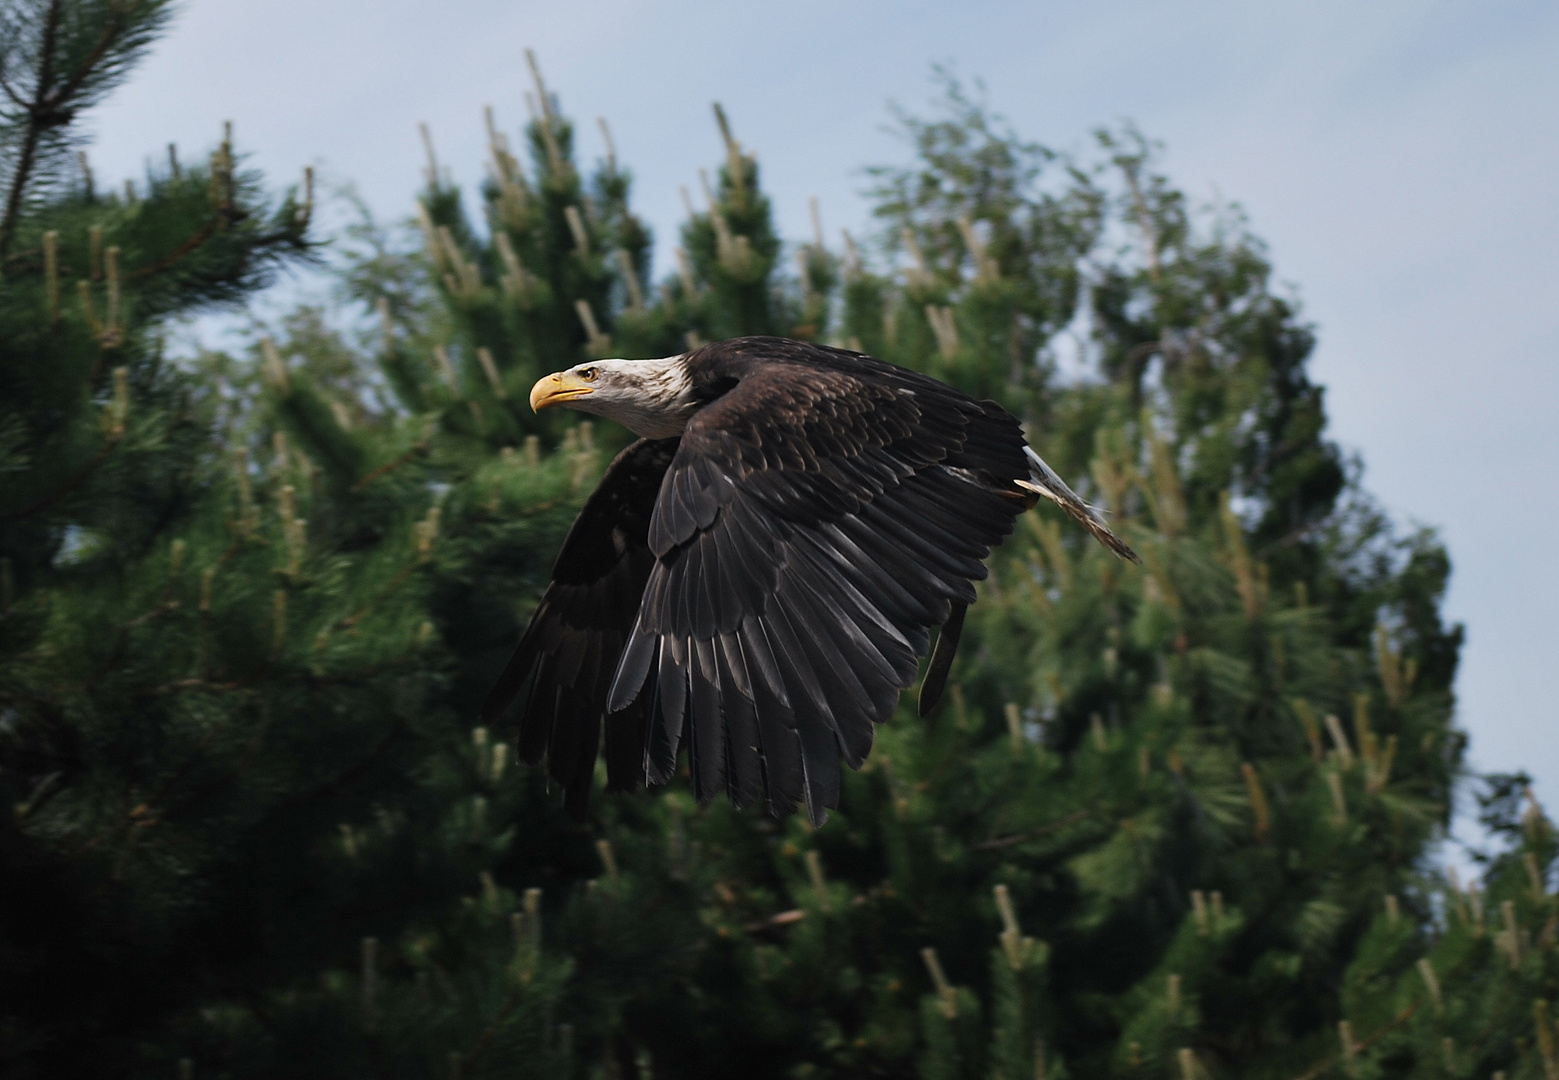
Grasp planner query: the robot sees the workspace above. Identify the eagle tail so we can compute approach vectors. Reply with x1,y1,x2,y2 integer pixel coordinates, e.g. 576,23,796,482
1018,445,1141,564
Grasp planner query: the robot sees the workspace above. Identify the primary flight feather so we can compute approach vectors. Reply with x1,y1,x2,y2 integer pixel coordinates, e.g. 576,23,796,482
481,336,1138,824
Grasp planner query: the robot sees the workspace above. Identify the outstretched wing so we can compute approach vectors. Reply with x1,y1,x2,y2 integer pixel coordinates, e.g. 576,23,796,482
606,346,1036,825
480,437,679,817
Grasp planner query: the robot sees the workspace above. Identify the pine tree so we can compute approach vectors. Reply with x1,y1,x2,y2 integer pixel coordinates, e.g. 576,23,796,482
0,0,321,1068
0,9,590,1076
318,73,1484,1080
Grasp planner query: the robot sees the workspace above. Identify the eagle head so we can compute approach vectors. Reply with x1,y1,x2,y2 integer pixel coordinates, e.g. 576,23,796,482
529,355,698,439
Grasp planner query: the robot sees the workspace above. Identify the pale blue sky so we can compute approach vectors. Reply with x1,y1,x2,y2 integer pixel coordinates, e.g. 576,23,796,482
87,1,1559,851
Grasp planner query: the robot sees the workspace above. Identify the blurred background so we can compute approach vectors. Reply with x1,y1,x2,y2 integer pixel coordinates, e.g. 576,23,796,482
5,2,1559,1076
93,0,1559,826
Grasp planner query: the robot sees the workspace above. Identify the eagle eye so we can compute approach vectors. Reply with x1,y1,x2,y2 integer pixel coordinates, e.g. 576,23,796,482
578,366,598,382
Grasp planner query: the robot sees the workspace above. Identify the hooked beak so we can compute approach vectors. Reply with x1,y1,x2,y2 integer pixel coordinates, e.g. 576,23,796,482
529,371,595,412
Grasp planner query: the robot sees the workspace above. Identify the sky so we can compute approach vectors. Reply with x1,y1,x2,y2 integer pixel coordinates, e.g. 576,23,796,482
86,0,1559,853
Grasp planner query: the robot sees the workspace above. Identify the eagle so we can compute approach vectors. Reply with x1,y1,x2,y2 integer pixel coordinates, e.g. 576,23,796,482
481,336,1137,824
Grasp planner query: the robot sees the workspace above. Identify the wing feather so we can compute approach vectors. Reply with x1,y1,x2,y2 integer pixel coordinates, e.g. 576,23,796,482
797,714,843,825
714,637,765,809
518,665,557,764
739,613,790,708
688,636,726,800
478,437,678,815
602,691,649,793
918,602,967,717
643,657,677,784
654,637,688,776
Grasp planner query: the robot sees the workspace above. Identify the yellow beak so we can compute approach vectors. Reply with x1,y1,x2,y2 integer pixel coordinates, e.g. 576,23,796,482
529,371,595,412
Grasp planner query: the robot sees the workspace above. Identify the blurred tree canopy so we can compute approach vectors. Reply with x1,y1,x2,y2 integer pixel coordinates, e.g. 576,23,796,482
6,13,1553,1080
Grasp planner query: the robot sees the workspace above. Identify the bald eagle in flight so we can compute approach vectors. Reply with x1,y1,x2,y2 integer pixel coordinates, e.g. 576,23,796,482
481,336,1137,824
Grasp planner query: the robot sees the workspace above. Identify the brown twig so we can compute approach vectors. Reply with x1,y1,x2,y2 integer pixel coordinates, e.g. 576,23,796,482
972,808,1095,851
0,429,125,522
127,213,228,280
125,191,310,287
337,564,424,630
352,438,430,492
123,598,180,630
744,909,806,933
307,654,419,685
1285,1001,1420,1080
258,719,407,828
131,677,249,699
459,989,525,1076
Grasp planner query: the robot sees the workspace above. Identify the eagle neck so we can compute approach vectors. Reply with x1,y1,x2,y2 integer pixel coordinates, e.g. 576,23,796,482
684,345,753,406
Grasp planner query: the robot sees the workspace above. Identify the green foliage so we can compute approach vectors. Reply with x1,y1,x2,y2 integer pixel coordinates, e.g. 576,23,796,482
0,0,175,257
2,21,1541,1080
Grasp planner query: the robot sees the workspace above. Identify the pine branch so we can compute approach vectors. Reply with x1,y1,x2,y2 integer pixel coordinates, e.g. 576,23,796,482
306,654,418,685
0,426,124,522
116,711,237,836
0,0,62,258
264,718,406,816
0,0,147,255
131,677,249,698
127,210,232,280
973,808,1094,851
351,434,431,492
1,1,172,256
1285,1001,1420,1080
336,563,423,630
459,989,526,1075
12,770,63,820
42,6,133,115
126,202,318,285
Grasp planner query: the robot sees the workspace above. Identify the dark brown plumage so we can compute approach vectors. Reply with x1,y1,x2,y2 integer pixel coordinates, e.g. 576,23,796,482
482,336,1137,824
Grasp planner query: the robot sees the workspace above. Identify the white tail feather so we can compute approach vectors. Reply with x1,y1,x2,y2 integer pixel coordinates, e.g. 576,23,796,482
1020,446,1140,563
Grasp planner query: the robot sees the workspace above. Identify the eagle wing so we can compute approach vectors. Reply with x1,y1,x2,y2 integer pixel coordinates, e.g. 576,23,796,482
479,437,679,817
606,354,1034,824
